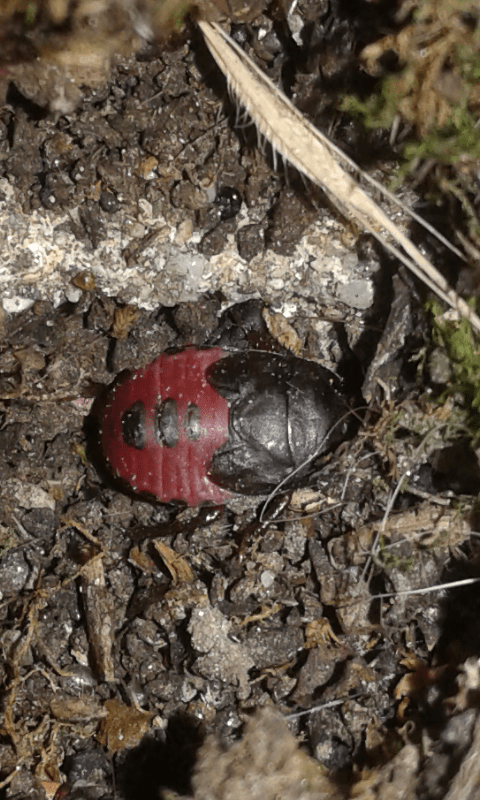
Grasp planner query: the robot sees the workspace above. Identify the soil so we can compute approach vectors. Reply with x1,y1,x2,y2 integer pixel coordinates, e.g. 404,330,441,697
1,3,480,800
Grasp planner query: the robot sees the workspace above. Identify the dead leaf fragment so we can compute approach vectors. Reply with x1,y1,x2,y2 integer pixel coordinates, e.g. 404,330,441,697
112,305,139,339
152,540,194,583
129,545,157,574
81,555,115,682
305,618,343,649
50,694,107,721
354,502,471,558
72,271,95,291
97,698,151,753
262,308,303,355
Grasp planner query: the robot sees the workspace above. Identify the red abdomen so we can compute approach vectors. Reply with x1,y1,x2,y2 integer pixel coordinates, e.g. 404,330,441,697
100,347,231,506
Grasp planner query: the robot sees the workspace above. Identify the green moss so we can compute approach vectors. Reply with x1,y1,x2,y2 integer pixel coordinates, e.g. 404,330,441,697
377,539,414,571
340,10,480,226
340,75,403,132
24,1,37,27
401,106,480,167
342,83,480,175
171,0,191,31
0,527,17,555
74,442,87,464
428,299,480,432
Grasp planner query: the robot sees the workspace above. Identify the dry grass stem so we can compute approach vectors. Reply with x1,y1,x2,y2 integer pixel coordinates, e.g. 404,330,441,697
371,576,480,600
199,20,480,333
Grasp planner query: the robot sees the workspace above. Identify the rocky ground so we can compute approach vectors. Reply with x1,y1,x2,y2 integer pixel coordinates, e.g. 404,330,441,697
1,1,480,799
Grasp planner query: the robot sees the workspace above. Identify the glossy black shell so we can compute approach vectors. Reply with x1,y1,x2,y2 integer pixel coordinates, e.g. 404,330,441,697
207,351,347,494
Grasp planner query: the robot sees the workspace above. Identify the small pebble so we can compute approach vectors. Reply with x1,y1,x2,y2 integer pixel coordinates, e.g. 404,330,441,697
3,296,35,314
335,279,374,310
260,570,275,589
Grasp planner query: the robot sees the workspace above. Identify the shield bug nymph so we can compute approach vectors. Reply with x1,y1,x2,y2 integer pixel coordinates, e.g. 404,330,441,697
93,344,348,506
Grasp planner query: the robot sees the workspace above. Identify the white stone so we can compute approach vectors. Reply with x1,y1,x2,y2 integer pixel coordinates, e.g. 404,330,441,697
335,279,374,310
3,296,35,313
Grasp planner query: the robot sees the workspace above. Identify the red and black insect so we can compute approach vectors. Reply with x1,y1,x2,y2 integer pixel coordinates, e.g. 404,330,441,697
95,345,347,506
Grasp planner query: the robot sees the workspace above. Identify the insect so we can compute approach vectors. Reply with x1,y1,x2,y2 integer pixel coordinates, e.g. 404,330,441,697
96,346,347,506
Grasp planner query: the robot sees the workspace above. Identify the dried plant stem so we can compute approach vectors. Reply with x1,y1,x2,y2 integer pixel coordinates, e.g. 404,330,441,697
199,20,480,333
371,576,480,600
